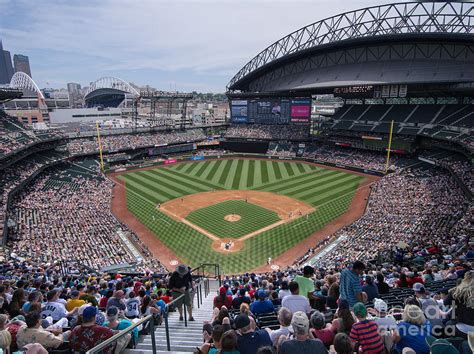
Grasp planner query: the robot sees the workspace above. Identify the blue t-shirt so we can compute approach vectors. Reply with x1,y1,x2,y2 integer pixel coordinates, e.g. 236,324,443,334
250,300,274,315
103,319,139,343
396,321,431,354
237,329,272,354
339,269,362,307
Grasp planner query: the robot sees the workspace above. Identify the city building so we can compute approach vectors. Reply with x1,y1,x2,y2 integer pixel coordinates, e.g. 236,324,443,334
13,54,31,77
3,50,14,82
0,40,13,84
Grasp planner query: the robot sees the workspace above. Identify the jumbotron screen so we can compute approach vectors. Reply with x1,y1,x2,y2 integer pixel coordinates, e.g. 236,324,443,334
230,97,311,124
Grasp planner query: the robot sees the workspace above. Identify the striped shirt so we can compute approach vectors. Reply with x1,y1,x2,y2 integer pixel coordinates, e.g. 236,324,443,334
349,319,385,354
339,268,362,307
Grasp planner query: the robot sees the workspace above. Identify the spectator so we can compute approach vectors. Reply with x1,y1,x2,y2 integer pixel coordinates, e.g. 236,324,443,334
412,283,444,328
250,290,274,316
8,288,25,318
69,306,115,353
368,299,397,333
362,275,379,302
106,290,126,312
103,306,138,347
0,314,12,350
281,281,311,316
169,264,194,321
214,287,233,310
349,302,385,354
339,261,365,307
125,291,140,319
41,289,77,322
219,330,239,354
279,311,327,354
310,310,334,348
393,305,432,354
265,307,293,345
232,288,251,310
375,273,390,295
235,313,272,354
443,271,474,339
294,266,316,301
16,311,65,350
329,299,355,335
331,332,353,354
66,290,85,312
278,281,291,300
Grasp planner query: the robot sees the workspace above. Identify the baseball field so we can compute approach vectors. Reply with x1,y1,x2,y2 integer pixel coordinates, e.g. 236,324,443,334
113,158,367,273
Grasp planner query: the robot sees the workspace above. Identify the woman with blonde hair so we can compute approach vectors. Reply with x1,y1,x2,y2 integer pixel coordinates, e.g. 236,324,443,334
393,305,431,354
444,271,474,339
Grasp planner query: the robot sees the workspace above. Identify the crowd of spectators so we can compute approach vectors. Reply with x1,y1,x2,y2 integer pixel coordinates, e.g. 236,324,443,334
67,129,207,155
295,167,472,273
426,155,473,194
199,259,473,354
303,144,400,172
225,125,308,140
0,260,198,352
0,112,62,159
6,161,165,273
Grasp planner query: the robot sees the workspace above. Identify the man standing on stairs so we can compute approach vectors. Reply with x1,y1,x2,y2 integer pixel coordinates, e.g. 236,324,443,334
169,264,194,321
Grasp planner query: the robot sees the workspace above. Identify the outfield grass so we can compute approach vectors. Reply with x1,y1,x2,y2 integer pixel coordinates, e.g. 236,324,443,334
118,159,364,273
186,200,280,238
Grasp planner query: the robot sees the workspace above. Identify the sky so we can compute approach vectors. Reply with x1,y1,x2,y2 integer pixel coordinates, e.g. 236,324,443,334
0,0,400,92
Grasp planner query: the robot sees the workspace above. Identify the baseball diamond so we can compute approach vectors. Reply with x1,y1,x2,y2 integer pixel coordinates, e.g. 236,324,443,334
113,158,368,273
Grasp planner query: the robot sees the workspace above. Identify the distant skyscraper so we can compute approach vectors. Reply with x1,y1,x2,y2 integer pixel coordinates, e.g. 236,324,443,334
0,40,12,84
67,82,81,95
13,54,31,77
3,50,14,81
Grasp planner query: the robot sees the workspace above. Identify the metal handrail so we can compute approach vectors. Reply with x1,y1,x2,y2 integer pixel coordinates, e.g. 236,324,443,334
191,263,221,286
163,293,186,351
86,314,155,354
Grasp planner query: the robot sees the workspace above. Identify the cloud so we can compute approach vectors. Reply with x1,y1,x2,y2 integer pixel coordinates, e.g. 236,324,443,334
0,0,401,91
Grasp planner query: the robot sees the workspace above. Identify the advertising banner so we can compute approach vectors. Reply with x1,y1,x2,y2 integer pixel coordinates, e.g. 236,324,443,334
290,98,311,122
164,159,177,165
230,100,248,123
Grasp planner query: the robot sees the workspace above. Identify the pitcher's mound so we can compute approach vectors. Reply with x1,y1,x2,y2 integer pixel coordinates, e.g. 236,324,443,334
224,214,241,222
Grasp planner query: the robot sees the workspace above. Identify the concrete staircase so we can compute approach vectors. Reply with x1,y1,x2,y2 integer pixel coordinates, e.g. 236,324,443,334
126,279,219,354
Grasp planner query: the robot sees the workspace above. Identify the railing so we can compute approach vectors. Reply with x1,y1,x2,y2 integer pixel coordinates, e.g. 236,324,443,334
191,263,221,286
86,314,155,354
163,293,186,351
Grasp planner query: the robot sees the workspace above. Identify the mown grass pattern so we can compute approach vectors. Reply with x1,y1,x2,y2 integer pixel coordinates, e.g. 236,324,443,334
186,200,280,238
119,159,363,273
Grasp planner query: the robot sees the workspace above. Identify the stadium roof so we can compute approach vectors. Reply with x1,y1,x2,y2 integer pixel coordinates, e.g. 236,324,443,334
227,1,474,93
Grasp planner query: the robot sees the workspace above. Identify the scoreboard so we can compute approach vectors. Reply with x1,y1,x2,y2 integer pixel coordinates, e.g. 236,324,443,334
230,97,311,124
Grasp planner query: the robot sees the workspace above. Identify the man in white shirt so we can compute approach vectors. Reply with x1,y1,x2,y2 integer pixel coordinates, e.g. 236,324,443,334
124,292,140,319
265,307,294,345
281,282,311,316
41,290,77,322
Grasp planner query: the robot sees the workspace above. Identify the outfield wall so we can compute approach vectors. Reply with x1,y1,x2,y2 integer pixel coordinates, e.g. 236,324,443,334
106,153,385,177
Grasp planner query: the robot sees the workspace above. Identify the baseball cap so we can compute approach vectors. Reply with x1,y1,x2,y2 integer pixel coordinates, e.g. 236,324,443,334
82,306,98,321
70,290,80,297
219,287,226,295
374,298,388,313
234,314,250,329
413,283,425,293
256,289,266,299
353,302,367,318
426,338,459,354
291,311,309,331
176,264,188,276
106,306,119,317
